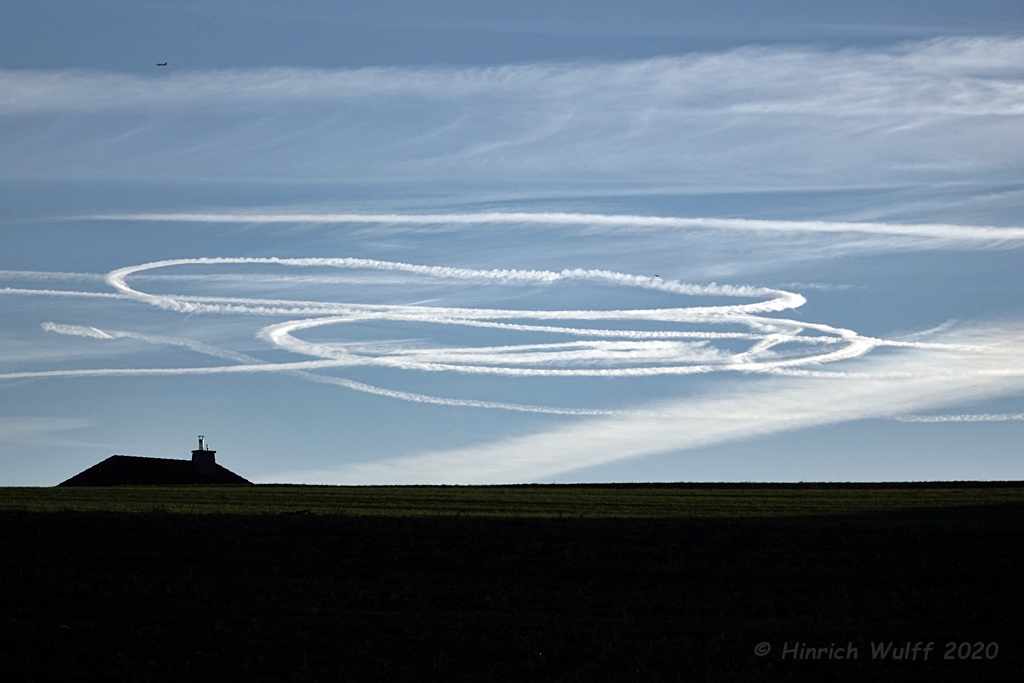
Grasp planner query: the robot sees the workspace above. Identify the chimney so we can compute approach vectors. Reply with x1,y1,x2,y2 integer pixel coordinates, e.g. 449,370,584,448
191,435,216,475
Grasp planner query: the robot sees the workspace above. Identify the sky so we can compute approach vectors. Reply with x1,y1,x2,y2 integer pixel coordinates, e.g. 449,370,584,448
2,1,1024,485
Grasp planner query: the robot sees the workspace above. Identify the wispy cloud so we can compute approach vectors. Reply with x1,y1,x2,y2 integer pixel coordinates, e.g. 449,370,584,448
95,211,1024,246
0,417,92,447
4,38,1022,116
16,252,1015,485
4,37,1022,190
272,322,1024,484
36,322,626,416
0,252,930,424
2,252,996,392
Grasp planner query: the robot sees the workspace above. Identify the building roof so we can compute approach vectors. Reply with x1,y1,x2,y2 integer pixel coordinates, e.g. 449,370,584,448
58,454,252,486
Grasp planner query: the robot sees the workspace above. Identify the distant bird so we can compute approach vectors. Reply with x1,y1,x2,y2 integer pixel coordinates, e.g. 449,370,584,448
156,62,168,67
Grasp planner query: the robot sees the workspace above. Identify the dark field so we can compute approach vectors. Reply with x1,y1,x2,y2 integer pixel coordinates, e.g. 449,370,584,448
2,483,1023,681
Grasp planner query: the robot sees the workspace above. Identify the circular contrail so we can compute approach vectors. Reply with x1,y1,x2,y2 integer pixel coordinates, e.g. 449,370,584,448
3,254,987,414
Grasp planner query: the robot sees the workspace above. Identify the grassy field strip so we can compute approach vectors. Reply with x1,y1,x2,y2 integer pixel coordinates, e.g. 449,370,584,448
2,484,1023,517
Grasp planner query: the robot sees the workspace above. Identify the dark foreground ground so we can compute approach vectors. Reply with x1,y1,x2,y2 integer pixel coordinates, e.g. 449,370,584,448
2,505,1022,682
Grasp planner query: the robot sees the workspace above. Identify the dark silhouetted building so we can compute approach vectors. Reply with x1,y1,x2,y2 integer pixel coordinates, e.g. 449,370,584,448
58,436,252,486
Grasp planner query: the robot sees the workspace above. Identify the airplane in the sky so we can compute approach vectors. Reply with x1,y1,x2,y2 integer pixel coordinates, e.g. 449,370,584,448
156,62,168,67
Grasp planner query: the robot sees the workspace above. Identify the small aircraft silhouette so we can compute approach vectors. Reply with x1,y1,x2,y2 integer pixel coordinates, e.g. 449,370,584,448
156,62,168,67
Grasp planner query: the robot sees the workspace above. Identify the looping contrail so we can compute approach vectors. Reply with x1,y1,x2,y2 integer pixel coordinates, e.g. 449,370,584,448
1,250,1001,416
104,257,869,382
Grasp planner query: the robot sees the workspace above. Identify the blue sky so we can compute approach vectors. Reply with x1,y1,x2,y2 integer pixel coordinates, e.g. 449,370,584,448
2,1,1024,485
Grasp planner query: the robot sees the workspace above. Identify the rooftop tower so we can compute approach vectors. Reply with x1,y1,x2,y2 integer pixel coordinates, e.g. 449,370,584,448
191,435,216,475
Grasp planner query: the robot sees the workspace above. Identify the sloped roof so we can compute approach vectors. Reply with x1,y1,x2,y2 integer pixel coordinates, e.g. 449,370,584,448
58,455,252,486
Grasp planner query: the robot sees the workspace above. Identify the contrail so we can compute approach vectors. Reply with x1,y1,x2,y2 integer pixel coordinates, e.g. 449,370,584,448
893,413,1024,423
106,257,838,379
7,39,1024,117
282,321,1024,484
0,287,124,300
40,323,118,340
40,322,258,365
6,253,1017,420
90,211,1024,245
0,270,104,282
0,360,355,380
37,322,631,415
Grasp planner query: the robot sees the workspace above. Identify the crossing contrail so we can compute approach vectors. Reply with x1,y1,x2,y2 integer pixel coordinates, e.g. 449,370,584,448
36,322,636,415
2,251,1017,426
276,321,1024,484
